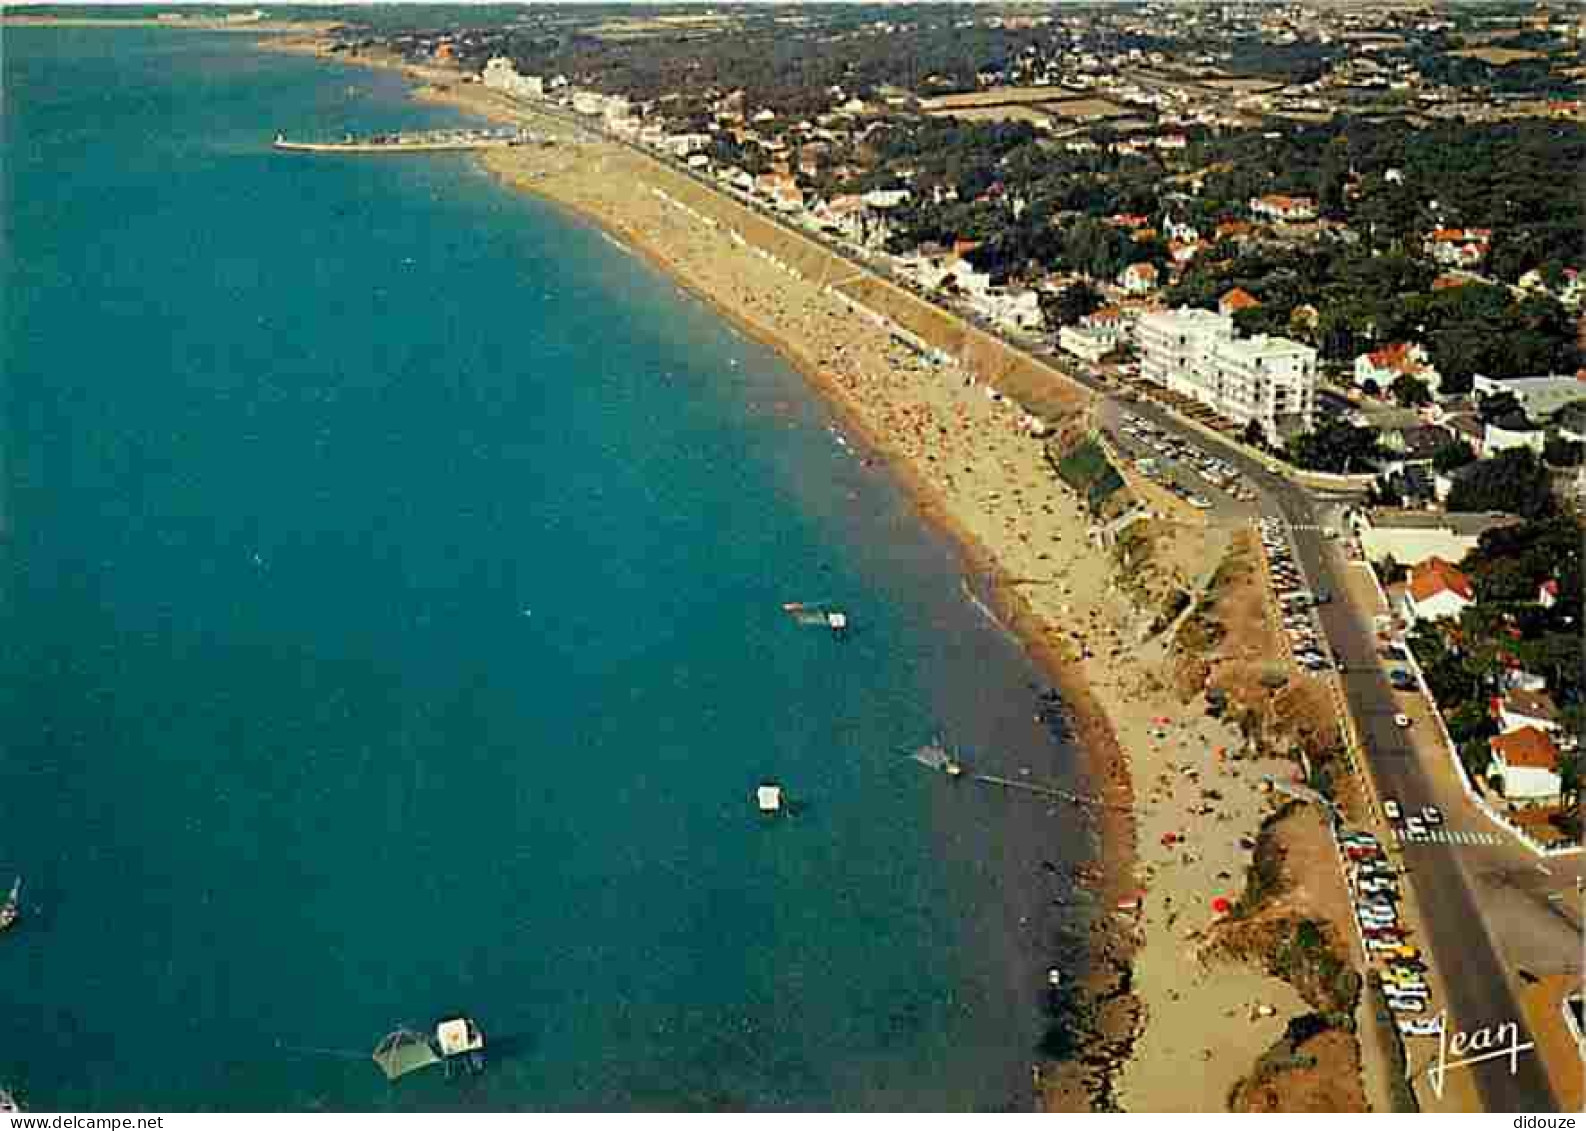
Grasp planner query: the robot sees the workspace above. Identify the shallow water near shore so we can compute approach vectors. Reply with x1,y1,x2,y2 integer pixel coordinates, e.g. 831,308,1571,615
2,30,1095,1111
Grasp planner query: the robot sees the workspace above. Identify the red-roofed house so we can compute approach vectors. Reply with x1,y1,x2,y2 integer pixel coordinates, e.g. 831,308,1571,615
1118,261,1159,295
1487,726,1563,804
1219,287,1261,317
1058,306,1129,363
1425,228,1492,268
1353,342,1441,397
1248,194,1317,222
1401,557,1475,623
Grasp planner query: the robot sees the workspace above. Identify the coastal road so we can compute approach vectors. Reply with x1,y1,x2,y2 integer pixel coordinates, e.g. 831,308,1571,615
1075,378,1566,1110
1293,525,1567,1112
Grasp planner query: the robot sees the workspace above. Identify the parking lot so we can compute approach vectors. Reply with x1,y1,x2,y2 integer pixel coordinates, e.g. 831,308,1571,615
1336,826,1442,1040
1105,409,1261,515
1257,516,1334,676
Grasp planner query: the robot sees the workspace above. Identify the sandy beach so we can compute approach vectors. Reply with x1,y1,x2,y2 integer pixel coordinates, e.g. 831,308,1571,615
266,44,1371,1111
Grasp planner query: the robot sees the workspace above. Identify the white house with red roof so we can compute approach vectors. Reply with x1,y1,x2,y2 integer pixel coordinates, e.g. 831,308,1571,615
1218,287,1261,317
1354,342,1441,397
1486,726,1563,805
1248,194,1317,222
1168,239,1204,267
1059,306,1129,363
1425,228,1492,268
1118,261,1159,295
1400,556,1475,623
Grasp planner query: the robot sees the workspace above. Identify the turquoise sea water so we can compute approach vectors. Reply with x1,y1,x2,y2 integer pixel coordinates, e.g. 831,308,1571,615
1,30,1095,1111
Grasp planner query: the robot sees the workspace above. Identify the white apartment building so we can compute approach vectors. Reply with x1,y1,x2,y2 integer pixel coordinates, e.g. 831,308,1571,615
1135,307,1316,442
1059,307,1129,363
1136,307,1232,392
1208,334,1318,441
482,57,544,100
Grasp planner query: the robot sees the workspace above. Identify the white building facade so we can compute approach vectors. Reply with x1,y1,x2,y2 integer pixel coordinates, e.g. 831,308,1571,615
1136,307,1233,393
1134,308,1316,442
1206,335,1318,440
482,58,544,99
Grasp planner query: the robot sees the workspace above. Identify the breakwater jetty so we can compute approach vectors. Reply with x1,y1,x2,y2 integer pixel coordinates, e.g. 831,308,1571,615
272,127,549,154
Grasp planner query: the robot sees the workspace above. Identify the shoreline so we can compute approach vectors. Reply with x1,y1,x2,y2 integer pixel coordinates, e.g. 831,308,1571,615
477,107,1149,1114
255,41,1326,1112
270,41,1145,1111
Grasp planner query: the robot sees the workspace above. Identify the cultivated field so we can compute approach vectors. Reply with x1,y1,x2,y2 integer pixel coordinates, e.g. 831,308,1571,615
927,105,1056,126
921,85,1070,110
1201,77,1289,93
1449,46,1548,64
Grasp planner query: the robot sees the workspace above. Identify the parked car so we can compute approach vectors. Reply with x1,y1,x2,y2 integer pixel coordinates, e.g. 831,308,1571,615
1382,982,1429,1001
1383,799,1403,821
1405,816,1429,842
1394,713,1412,728
1398,1018,1443,1038
1387,996,1427,1014
1421,806,1443,827
1389,669,1415,691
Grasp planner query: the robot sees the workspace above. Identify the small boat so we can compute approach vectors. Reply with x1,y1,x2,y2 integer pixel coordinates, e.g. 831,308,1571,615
0,877,20,933
1047,967,1063,988
756,783,784,814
